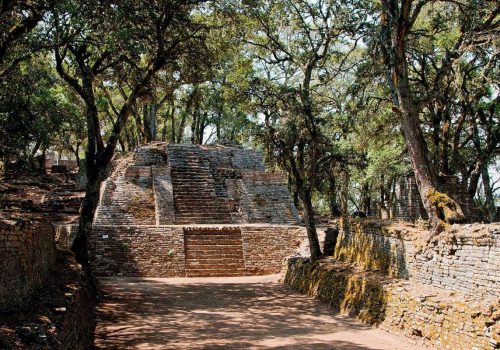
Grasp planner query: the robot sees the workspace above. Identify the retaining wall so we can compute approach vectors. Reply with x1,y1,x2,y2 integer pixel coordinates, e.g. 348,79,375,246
89,224,306,277
284,258,499,350
0,218,56,311
335,219,500,297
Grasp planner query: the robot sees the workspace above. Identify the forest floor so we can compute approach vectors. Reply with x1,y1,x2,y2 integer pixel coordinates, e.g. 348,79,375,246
94,275,429,350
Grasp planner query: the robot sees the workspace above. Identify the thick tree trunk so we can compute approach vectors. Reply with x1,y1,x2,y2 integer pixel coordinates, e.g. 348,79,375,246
299,188,322,261
398,88,464,229
380,3,465,231
72,164,103,266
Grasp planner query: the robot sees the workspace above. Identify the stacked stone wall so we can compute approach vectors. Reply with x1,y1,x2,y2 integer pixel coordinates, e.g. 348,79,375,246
393,173,427,221
0,250,96,349
0,218,56,311
89,224,306,277
284,258,499,350
89,226,186,277
90,143,304,277
335,219,499,297
94,143,300,226
94,167,156,226
55,253,96,350
389,172,482,222
241,226,306,274
152,165,175,224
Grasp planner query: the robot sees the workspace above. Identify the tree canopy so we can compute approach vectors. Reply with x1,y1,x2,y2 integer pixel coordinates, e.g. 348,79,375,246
0,0,498,261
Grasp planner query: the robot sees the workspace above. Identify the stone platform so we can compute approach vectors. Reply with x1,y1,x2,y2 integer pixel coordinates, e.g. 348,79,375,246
90,224,307,277
90,143,304,277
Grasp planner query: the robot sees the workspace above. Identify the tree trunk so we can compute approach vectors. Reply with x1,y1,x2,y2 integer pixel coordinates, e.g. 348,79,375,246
150,103,158,141
143,104,152,143
481,165,496,223
360,182,371,215
299,188,322,260
74,142,81,166
398,86,464,229
340,172,349,216
72,163,103,267
30,138,42,159
380,3,464,231
328,176,341,217
170,107,177,143
119,138,126,152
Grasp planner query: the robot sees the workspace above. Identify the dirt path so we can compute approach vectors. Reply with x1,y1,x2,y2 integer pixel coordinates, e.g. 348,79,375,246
94,275,428,350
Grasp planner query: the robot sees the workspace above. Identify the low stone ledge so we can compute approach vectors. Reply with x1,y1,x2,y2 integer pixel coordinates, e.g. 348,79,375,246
283,257,499,350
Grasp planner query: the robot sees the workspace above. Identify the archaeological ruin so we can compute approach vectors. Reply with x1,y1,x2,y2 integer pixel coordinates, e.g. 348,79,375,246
86,142,308,277
1,141,499,349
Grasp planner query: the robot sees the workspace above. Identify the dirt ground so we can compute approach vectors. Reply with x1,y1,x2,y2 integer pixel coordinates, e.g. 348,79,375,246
94,275,429,350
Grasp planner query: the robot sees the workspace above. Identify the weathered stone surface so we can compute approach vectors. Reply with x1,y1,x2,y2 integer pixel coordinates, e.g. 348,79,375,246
89,142,304,277
374,172,482,222
93,143,300,226
335,219,500,297
0,251,96,349
284,257,499,350
89,224,307,277
0,218,56,311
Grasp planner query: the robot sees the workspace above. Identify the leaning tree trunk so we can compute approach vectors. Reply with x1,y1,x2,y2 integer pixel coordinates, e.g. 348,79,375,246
392,44,465,231
380,2,465,232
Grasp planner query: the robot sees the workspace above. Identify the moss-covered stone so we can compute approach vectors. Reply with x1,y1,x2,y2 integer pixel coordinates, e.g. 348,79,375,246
283,257,499,350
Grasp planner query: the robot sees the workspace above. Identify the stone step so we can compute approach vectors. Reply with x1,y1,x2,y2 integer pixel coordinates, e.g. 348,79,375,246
185,253,244,259
185,270,246,277
185,259,244,266
176,219,234,224
184,239,244,246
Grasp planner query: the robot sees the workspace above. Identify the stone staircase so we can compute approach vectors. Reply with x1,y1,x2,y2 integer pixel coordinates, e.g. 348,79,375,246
42,183,84,217
184,228,245,277
169,145,234,224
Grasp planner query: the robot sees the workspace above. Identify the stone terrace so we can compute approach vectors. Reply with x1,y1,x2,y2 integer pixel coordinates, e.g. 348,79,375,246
90,142,304,277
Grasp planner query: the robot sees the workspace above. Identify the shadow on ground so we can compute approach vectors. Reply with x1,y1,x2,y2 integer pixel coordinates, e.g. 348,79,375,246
94,277,420,350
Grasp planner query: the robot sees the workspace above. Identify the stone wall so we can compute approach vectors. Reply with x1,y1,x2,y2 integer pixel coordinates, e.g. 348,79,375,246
89,226,186,277
0,250,96,349
393,173,427,221
0,218,56,311
53,252,96,350
55,223,78,249
241,225,306,274
93,143,300,226
335,219,500,297
89,224,306,277
388,172,482,222
90,143,304,277
284,258,499,350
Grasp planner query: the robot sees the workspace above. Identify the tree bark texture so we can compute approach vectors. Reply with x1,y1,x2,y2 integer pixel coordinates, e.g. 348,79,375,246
380,1,465,231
